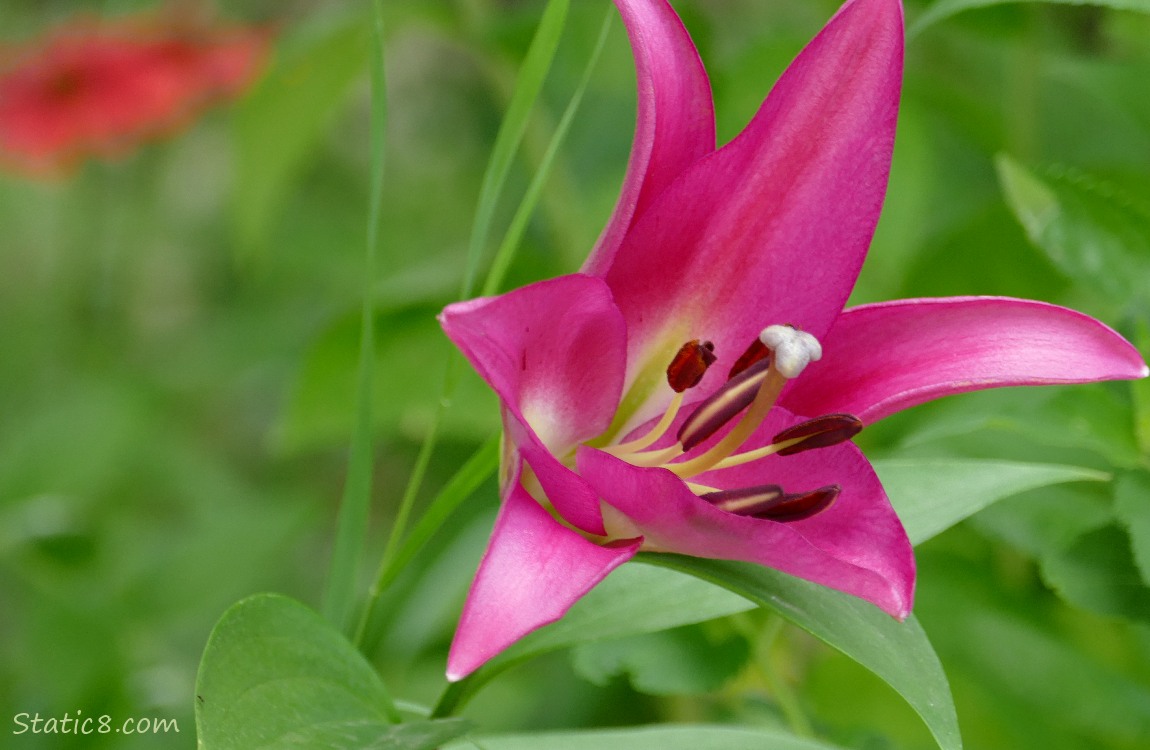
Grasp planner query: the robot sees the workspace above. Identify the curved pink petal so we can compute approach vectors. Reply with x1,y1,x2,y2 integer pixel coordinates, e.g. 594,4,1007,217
446,475,640,681
582,0,716,276
781,296,1150,424
577,407,914,618
439,274,628,534
604,0,904,391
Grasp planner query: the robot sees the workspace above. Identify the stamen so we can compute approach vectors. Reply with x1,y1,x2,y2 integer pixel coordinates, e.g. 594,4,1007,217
771,414,863,456
700,484,784,515
666,339,716,392
610,339,718,458
728,338,771,379
702,414,863,471
677,358,772,451
607,391,684,455
669,363,789,477
751,485,840,522
669,325,822,478
759,325,822,379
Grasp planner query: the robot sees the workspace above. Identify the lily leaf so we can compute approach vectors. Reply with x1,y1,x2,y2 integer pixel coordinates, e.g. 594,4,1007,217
645,556,962,750
996,154,1150,315
197,594,471,749
911,0,1150,38
445,725,851,750
1039,523,1150,624
873,457,1110,545
571,624,750,696
1114,472,1150,585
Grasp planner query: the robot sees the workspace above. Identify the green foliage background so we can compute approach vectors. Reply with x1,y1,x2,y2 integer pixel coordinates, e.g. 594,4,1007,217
1,0,1149,748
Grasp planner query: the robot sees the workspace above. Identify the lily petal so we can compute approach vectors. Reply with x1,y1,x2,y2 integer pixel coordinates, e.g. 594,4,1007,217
440,274,628,534
780,296,1150,424
577,407,915,618
582,0,716,276
446,472,640,681
604,0,904,388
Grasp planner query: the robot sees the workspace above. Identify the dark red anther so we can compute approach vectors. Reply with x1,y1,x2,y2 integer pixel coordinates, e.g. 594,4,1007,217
666,339,717,393
677,356,772,450
771,414,863,456
700,484,784,515
751,485,840,522
728,338,772,379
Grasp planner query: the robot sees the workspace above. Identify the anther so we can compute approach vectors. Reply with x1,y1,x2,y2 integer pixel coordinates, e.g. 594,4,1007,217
700,484,784,515
751,485,840,522
772,414,863,456
759,325,822,379
677,357,772,451
666,340,717,392
728,338,771,379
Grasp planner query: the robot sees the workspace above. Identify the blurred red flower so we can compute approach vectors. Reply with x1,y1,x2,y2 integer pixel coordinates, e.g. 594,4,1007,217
0,11,271,176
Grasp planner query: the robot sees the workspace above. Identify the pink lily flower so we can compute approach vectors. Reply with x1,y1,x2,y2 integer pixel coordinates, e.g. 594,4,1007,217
438,0,1148,681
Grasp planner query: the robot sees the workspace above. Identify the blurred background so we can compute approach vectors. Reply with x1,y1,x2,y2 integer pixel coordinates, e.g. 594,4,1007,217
1,1,1149,748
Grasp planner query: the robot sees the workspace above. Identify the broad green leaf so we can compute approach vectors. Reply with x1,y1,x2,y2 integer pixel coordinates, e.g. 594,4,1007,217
571,624,749,696
445,725,850,750
1114,471,1150,585
927,598,1150,746
197,594,470,749
433,564,755,714
233,18,371,256
911,0,1150,37
996,154,1150,314
645,556,962,750
970,483,1114,559
1040,524,1150,623
873,458,1109,545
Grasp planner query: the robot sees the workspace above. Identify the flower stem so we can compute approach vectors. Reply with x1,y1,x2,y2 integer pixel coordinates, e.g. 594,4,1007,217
734,613,814,738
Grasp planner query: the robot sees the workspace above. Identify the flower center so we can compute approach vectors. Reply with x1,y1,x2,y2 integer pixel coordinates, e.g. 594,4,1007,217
600,325,860,522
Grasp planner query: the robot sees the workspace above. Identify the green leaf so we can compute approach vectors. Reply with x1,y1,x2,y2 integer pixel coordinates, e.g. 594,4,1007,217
911,0,1150,38
445,725,851,750
571,624,749,696
433,563,755,715
644,556,962,750
233,18,371,256
970,483,1114,559
196,594,471,749
1040,524,1150,623
873,458,1109,545
995,154,1150,314
1114,472,1150,585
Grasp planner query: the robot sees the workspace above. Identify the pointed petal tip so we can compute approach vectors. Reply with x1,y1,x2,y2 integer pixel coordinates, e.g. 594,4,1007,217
446,481,640,680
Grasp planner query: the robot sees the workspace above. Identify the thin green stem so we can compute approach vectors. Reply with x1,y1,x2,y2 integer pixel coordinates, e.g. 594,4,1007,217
461,0,569,298
320,0,389,693
481,8,612,296
733,613,814,738
356,0,584,643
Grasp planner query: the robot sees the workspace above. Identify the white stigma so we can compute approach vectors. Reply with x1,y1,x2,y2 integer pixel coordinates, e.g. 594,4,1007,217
759,325,822,379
